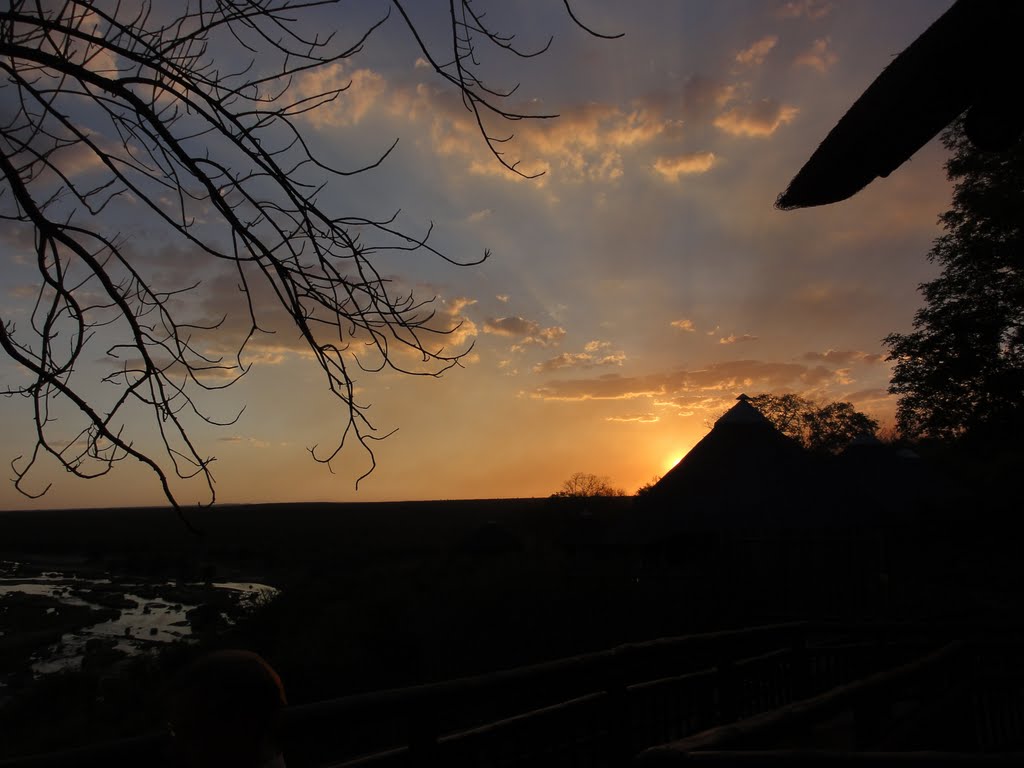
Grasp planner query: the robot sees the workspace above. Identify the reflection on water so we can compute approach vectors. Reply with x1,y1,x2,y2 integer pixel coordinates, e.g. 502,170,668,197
0,561,278,679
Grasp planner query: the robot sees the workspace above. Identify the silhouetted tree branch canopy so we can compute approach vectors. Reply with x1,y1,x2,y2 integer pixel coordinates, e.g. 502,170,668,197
884,119,1024,444
0,1,616,513
552,472,626,499
634,475,661,498
748,393,879,454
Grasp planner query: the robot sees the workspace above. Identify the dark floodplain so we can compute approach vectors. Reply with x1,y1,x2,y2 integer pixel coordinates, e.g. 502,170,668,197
2,430,1023,768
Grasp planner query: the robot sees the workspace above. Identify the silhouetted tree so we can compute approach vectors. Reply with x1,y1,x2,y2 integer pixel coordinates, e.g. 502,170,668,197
635,475,661,497
884,119,1024,444
552,472,626,498
0,1,617,511
749,394,878,454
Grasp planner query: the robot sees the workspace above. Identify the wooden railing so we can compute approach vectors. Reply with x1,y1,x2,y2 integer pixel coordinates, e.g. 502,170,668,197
633,636,1024,765
2,622,1019,768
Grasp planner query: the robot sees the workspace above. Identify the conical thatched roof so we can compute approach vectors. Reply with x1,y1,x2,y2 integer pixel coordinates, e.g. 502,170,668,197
777,0,1024,210
647,395,810,528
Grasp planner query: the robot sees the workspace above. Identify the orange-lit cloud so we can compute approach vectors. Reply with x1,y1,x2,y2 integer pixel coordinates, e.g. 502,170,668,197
295,61,678,184
294,57,749,186
532,341,626,374
844,387,895,411
531,359,837,401
655,393,735,418
292,62,386,128
469,103,670,182
533,372,669,401
714,100,799,137
51,138,105,178
605,413,659,423
671,318,697,332
735,35,779,67
421,296,479,350
653,152,716,181
720,333,759,345
802,349,884,365
795,38,838,72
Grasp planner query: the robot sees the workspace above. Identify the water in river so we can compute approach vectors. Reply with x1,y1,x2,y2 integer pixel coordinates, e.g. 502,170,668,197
0,559,278,679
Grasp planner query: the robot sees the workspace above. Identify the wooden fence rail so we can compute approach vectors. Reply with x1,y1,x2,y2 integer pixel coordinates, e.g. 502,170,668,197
2,622,1020,768
629,752,1024,767
631,638,1024,765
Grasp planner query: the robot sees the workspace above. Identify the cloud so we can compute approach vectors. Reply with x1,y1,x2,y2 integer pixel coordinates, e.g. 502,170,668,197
292,62,386,128
406,82,674,182
720,333,759,345
187,268,479,373
51,139,105,178
671,318,696,332
483,316,537,337
605,413,660,424
533,372,671,401
532,359,838,401
802,349,885,365
467,208,493,223
795,38,838,73
735,35,778,67
7,285,37,299
484,316,565,348
484,316,540,337
532,344,626,374
217,436,271,449
682,76,737,121
843,388,893,407
420,296,479,349
295,62,675,184
777,0,834,20
714,100,799,137
474,103,670,182
653,152,716,181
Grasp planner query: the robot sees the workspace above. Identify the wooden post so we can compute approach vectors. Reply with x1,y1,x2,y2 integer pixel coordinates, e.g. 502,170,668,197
407,704,440,767
790,633,809,703
716,656,737,725
606,646,634,768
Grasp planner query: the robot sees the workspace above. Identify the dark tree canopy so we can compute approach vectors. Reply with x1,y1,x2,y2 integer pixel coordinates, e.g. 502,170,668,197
884,119,1024,443
552,472,626,499
749,393,879,454
0,0,614,512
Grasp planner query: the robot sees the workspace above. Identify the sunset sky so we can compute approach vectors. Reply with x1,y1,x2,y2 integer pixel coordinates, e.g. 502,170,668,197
0,0,958,509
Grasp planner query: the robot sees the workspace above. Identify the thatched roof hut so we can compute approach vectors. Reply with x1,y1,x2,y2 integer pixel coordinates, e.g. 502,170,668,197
640,396,939,539
644,395,813,531
777,0,1024,210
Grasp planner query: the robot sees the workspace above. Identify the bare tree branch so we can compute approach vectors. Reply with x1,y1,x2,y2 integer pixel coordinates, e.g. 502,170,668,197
0,0,617,510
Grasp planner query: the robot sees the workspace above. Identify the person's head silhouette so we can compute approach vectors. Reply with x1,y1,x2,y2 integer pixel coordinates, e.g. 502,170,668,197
169,650,287,768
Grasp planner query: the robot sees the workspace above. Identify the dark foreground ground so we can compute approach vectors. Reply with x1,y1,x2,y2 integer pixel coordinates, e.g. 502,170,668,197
1,495,1020,759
